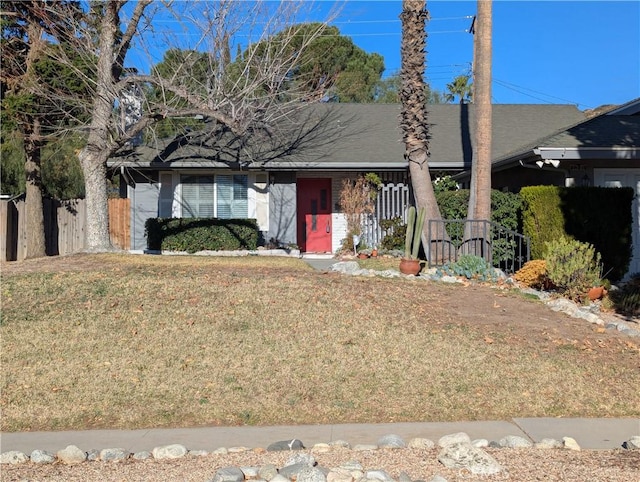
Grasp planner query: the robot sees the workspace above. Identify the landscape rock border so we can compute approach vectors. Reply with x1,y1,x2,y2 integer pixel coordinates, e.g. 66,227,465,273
329,261,640,337
2,433,638,482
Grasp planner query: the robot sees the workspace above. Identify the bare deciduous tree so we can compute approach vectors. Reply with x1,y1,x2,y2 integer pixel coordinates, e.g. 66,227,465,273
28,0,338,251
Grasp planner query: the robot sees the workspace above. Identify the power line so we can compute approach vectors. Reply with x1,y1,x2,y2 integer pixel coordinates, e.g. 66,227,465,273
493,78,589,108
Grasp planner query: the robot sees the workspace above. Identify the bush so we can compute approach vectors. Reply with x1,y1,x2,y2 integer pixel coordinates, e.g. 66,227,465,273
145,218,259,253
514,259,550,290
519,186,565,260
544,237,602,301
609,275,640,317
379,217,406,251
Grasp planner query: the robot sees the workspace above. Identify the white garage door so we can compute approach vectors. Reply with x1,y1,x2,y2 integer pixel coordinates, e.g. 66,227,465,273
594,168,640,278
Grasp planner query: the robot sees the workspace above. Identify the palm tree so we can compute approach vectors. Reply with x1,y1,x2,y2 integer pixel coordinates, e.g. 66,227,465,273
445,74,473,104
399,0,447,260
465,0,493,255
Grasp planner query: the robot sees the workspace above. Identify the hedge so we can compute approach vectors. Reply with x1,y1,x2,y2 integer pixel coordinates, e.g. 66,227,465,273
145,218,259,253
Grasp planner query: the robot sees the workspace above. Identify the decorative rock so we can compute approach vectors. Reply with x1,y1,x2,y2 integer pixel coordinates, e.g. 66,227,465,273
562,437,581,451
331,261,360,274
438,432,471,448
352,444,378,451
471,439,489,448
285,452,316,467
213,447,229,455
329,440,351,449
212,466,246,482
622,436,640,449
398,471,412,482
86,449,100,461
0,451,29,465
312,443,332,453
535,438,563,449
100,447,129,461
408,437,435,449
267,439,304,451
152,444,188,460
228,446,251,453
327,467,354,482
498,435,533,448
364,469,394,482
440,275,463,284
270,474,291,482
438,442,502,476
279,462,309,479
428,476,448,482
241,466,260,479
259,464,279,481
30,449,56,464
133,451,152,460
190,449,209,457
297,466,327,482
377,434,406,449
57,445,87,465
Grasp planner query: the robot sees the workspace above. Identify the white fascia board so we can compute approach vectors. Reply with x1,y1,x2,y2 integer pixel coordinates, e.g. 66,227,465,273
534,147,640,160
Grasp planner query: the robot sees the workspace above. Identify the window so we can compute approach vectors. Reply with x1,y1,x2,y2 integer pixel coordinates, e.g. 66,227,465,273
180,174,248,219
217,174,248,218
181,175,214,218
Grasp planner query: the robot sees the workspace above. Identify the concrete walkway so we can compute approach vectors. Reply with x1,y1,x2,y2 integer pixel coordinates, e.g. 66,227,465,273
2,419,638,454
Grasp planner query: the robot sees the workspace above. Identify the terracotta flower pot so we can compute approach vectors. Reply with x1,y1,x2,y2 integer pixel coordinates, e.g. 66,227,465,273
399,258,421,275
588,286,606,301
358,253,369,259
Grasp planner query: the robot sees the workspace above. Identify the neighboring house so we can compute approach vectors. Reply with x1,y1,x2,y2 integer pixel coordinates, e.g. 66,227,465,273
456,98,640,276
107,102,584,254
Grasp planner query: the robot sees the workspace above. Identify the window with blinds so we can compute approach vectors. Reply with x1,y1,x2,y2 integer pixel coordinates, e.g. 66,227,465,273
217,174,248,218
181,175,214,218
180,174,248,219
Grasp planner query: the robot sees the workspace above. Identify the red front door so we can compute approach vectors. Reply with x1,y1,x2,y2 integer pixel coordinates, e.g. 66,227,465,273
297,178,332,253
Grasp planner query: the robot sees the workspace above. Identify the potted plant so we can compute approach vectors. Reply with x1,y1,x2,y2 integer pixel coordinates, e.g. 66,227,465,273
399,205,425,275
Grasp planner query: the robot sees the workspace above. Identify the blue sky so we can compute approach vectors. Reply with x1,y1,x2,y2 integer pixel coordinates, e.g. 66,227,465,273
318,0,640,109
130,1,639,111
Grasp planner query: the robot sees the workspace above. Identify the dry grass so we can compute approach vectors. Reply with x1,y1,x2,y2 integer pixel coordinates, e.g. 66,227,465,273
1,253,639,432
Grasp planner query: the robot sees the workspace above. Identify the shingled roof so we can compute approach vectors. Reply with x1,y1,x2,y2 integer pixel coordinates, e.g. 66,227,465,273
110,103,585,171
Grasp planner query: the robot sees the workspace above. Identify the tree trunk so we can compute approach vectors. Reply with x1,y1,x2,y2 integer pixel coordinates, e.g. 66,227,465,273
23,119,46,259
465,0,493,258
79,147,112,252
400,0,450,263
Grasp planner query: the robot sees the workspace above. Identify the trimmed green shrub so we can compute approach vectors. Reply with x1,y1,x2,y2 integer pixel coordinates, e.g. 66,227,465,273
145,218,259,253
544,237,602,301
519,186,565,260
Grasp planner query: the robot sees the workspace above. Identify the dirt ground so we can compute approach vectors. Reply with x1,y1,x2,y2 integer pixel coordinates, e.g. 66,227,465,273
2,252,638,366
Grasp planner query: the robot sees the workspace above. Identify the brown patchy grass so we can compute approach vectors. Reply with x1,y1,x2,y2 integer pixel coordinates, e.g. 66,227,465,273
1,253,639,432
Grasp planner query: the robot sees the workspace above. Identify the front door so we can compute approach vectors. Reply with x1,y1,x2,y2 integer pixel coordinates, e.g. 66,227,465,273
297,178,332,253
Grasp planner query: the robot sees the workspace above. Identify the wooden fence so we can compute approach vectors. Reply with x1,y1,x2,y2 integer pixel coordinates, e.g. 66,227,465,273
1,198,130,261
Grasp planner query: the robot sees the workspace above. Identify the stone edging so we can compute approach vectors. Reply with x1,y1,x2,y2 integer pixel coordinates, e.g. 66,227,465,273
2,432,639,481
329,262,640,337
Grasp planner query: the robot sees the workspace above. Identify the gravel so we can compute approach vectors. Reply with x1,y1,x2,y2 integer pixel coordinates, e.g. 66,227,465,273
2,445,639,481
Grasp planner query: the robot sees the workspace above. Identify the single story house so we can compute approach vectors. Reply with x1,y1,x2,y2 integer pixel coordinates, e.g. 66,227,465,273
455,98,640,275
108,102,585,253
